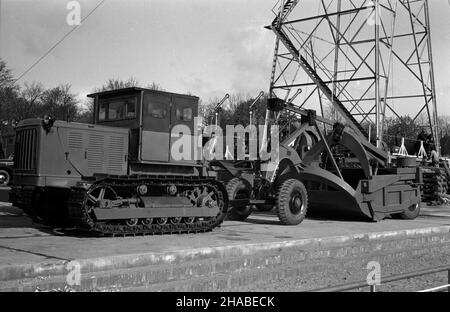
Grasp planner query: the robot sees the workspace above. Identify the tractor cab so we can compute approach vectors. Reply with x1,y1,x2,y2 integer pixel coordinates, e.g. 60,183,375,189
88,87,199,166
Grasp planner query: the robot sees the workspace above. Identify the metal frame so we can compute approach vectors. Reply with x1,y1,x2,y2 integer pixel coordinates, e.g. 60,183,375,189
268,0,439,152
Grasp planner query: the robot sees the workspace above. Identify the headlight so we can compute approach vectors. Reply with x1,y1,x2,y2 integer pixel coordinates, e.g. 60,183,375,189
42,115,56,132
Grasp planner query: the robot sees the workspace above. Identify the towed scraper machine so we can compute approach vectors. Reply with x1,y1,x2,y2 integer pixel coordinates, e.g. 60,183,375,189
211,1,423,225
212,94,423,225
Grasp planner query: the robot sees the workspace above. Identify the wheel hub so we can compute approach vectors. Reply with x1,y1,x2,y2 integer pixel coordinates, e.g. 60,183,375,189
85,185,118,213
0,171,9,186
290,193,303,215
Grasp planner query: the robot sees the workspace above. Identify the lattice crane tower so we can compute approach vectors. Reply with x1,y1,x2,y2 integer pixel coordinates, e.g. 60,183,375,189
267,0,439,153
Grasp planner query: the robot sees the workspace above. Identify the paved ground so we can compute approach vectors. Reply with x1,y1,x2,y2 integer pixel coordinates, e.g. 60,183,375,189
0,202,449,291
0,202,449,267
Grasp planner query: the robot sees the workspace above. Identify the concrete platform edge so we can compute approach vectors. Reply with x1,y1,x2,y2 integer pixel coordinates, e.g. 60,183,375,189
1,225,449,283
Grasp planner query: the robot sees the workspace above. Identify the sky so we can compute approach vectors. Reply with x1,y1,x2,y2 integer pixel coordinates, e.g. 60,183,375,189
0,0,450,114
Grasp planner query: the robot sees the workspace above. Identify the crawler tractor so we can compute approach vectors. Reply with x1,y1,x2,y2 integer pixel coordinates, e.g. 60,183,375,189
10,88,228,235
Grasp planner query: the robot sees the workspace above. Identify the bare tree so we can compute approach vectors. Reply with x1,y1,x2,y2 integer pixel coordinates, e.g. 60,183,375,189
0,59,14,88
199,92,268,127
41,84,79,121
14,82,46,119
146,81,164,91
439,116,450,137
0,59,20,121
97,77,140,92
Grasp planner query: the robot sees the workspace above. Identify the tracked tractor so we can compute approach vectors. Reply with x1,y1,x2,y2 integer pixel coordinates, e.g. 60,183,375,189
10,88,228,235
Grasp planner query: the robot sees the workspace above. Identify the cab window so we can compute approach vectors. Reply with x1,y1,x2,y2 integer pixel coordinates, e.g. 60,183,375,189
99,103,107,121
98,96,137,121
176,107,193,122
109,100,124,120
126,100,136,118
147,101,168,119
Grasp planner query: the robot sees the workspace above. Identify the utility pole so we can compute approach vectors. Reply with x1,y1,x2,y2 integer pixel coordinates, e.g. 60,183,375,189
269,0,438,153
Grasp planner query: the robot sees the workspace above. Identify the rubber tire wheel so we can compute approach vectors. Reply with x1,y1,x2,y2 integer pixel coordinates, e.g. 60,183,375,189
0,169,11,186
276,179,308,225
212,191,229,228
395,203,421,220
226,178,252,221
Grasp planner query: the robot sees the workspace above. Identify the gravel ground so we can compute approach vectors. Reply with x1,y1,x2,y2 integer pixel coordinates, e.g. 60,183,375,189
240,244,450,292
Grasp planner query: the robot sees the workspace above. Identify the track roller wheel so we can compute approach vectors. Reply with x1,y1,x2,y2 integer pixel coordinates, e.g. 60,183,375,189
393,203,421,220
169,217,182,224
125,219,139,226
182,217,196,224
156,218,168,225
141,218,153,225
276,179,308,225
226,178,252,221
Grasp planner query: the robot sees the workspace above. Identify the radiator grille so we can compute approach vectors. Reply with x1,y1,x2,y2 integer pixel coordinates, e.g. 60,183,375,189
14,128,38,172
87,134,105,171
67,131,83,150
108,136,125,172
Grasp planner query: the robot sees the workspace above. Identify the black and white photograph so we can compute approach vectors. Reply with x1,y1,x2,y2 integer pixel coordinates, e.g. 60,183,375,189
0,0,450,301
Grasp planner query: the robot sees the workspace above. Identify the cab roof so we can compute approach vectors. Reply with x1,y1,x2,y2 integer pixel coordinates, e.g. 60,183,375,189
87,87,199,100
